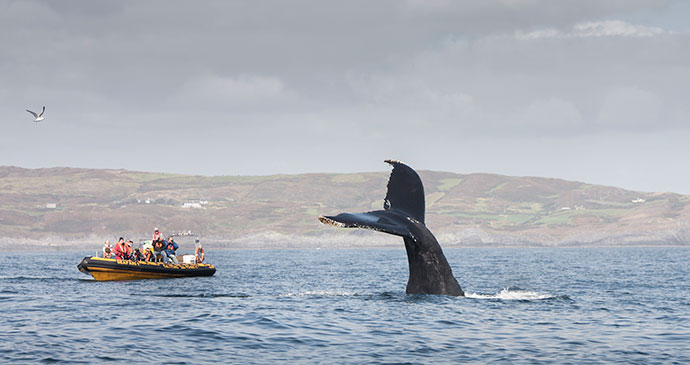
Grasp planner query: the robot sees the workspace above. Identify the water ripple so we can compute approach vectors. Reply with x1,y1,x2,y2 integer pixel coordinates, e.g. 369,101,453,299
1,247,689,363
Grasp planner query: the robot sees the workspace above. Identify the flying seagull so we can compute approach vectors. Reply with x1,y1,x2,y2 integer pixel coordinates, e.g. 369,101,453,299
26,106,45,122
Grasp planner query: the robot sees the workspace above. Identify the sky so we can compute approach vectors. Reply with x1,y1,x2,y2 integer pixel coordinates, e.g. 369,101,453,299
1,0,689,193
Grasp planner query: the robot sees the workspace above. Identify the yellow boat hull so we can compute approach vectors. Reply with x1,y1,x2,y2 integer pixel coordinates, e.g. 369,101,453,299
77,256,216,281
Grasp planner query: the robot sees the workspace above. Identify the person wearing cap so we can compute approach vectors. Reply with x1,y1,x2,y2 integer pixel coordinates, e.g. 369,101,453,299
153,227,163,242
152,227,165,261
194,239,205,263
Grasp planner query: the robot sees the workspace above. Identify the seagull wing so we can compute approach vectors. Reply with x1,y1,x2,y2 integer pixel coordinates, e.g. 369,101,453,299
26,109,38,118
38,106,45,117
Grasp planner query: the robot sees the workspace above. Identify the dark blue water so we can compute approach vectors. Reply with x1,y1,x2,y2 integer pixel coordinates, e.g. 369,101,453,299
1,247,689,363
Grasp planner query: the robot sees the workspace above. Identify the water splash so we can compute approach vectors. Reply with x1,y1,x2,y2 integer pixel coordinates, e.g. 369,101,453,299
465,288,558,300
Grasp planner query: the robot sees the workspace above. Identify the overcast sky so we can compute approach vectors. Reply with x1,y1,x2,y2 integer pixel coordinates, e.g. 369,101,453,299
1,1,689,193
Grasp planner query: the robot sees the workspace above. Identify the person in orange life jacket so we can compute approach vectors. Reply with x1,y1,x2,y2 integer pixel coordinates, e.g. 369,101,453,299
125,240,134,258
113,237,128,260
161,236,179,264
153,227,164,245
153,227,163,240
143,247,154,262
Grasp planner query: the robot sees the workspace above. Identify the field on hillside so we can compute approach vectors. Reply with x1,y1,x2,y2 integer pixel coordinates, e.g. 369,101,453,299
0,166,688,248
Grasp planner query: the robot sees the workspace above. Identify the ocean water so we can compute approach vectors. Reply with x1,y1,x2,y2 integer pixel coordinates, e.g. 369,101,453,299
1,247,689,363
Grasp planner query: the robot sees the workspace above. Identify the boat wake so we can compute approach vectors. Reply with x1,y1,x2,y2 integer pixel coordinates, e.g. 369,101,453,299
280,290,358,297
0,276,84,282
134,293,250,298
465,288,565,301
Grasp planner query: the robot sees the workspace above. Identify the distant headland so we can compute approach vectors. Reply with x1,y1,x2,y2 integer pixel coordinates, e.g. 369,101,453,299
0,166,688,250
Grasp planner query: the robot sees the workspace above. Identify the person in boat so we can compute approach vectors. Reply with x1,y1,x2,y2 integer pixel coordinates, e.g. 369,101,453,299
153,227,164,245
125,240,134,259
152,228,165,261
132,247,144,261
113,237,128,260
143,247,154,262
195,239,205,263
162,236,179,264
102,240,112,259
153,238,165,262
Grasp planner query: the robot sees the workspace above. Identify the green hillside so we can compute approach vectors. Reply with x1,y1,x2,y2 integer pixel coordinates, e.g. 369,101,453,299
0,166,688,249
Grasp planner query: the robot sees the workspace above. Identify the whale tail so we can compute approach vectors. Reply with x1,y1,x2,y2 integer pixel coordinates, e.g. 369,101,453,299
318,160,464,296
383,159,425,224
318,160,424,240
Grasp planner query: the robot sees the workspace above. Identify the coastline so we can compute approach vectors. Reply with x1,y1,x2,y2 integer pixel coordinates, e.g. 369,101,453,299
2,233,688,252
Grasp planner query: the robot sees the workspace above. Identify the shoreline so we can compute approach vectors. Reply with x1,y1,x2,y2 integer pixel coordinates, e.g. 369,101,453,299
2,243,688,253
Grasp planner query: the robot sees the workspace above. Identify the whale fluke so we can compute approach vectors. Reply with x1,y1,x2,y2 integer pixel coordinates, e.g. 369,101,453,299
319,160,464,296
383,159,425,224
318,211,413,238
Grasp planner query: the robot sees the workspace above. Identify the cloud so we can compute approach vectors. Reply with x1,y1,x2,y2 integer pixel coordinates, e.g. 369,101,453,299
344,17,687,137
516,20,668,40
1,1,689,194
596,86,662,128
515,98,583,131
573,20,666,37
171,74,299,111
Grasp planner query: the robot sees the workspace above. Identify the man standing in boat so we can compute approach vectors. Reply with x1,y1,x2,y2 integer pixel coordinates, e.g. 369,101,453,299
152,227,166,262
153,227,164,244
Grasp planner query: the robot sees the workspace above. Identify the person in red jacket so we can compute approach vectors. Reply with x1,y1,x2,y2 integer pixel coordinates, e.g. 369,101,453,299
113,237,128,260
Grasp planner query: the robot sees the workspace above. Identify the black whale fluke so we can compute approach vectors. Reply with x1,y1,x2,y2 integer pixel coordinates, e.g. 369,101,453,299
382,159,425,224
319,160,464,297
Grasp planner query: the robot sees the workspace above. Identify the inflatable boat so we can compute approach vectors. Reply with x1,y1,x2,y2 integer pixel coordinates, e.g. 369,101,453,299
77,256,216,281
